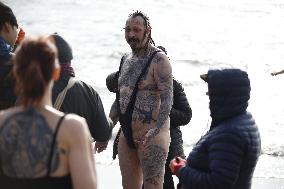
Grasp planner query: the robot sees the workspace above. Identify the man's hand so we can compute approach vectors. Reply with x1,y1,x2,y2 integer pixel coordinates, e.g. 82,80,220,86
95,141,108,153
108,117,116,129
142,128,160,145
169,157,186,176
109,114,118,126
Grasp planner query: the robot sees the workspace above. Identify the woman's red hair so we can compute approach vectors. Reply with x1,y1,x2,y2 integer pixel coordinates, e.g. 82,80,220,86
13,37,57,107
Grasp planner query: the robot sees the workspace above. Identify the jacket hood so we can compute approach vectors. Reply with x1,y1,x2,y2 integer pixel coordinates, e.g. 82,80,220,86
207,69,250,127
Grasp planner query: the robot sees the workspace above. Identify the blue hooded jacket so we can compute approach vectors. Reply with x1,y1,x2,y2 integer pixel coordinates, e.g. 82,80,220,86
178,69,261,189
0,37,16,110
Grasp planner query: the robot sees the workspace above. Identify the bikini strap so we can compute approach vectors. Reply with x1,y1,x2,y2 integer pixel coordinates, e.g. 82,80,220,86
46,114,67,177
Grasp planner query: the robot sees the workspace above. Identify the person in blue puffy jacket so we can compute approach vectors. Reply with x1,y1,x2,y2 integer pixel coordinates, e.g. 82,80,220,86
170,68,261,189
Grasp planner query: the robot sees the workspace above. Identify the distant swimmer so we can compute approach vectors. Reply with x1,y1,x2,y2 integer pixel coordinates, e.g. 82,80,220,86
271,70,284,76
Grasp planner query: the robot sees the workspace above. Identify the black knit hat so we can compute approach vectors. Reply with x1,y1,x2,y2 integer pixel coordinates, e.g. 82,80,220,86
51,33,73,63
0,2,18,28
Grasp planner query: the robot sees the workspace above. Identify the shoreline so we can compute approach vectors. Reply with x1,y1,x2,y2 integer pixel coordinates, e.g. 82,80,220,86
96,164,284,189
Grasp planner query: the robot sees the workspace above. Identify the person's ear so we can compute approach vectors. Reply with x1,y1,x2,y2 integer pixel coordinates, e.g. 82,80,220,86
47,35,55,44
52,58,61,81
3,22,11,32
146,28,151,37
52,67,61,81
147,28,151,36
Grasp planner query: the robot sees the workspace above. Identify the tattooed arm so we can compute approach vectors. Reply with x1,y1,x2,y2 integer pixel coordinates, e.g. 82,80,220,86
144,53,173,144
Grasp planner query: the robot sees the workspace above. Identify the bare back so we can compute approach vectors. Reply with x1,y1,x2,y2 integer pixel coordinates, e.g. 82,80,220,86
0,106,97,189
0,106,69,178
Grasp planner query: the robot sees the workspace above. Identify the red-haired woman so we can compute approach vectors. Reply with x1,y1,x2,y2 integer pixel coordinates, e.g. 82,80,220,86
0,37,97,189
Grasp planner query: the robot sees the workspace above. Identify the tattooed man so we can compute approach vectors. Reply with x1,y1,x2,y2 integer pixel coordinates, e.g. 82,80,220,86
109,11,173,189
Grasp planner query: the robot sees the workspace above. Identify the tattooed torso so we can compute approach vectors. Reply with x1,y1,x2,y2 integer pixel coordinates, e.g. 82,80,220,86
118,46,173,139
118,54,149,113
0,109,64,178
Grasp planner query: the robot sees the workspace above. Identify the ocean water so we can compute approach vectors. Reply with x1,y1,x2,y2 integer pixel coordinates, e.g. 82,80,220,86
5,0,284,180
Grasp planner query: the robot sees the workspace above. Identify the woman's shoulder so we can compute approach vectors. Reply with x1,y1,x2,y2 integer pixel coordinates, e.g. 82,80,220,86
60,113,92,147
63,113,87,129
0,107,24,126
61,113,90,136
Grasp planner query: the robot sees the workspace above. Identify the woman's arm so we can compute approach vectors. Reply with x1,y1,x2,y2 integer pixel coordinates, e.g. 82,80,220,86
66,115,97,189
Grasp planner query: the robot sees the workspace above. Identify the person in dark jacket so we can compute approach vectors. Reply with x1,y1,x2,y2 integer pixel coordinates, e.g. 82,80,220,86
165,78,192,189
106,71,192,189
170,68,261,189
49,33,113,153
0,2,19,110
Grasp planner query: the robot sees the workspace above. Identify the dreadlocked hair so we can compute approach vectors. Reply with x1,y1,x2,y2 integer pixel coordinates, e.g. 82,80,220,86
128,10,155,46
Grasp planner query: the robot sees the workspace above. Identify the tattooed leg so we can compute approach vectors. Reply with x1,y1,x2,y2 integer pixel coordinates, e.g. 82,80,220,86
140,145,167,189
118,132,143,189
139,126,170,189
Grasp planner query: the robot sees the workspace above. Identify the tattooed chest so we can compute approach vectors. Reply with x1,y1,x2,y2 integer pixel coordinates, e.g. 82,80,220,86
118,58,147,113
119,58,147,87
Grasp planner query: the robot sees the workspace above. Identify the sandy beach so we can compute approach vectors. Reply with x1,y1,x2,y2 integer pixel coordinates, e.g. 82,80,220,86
96,164,284,189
